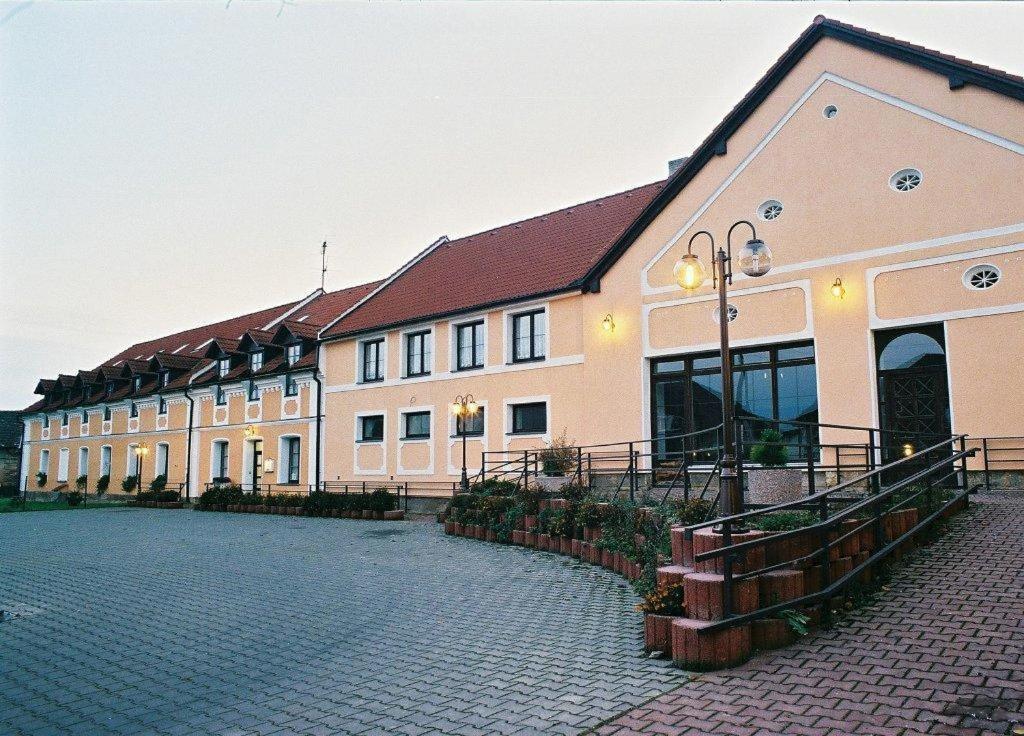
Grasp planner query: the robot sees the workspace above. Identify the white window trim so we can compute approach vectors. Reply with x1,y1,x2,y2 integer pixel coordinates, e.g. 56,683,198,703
353,410,387,476
39,448,50,474
399,325,434,379
126,445,140,477
503,302,550,365
503,395,551,449
210,439,230,481
278,434,302,485
396,405,434,475
77,446,89,479
100,445,112,477
155,442,170,478
448,313,489,372
286,344,302,366
357,334,388,384
56,448,70,483
446,399,488,476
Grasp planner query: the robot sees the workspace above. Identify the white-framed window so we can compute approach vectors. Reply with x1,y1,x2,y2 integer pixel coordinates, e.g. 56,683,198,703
81,410,89,425
133,375,142,392
212,440,229,480
402,410,431,440
280,436,301,484
454,319,486,371
39,448,50,474
78,447,89,479
129,402,138,418
248,380,259,402
250,350,263,372
155,442,169,478
100,445,112,477
509,401,547,435
127,445,140,476
455,407,485,437
61,412,69,427
358,414,384,442
158,396,168,415
217,358,230,378
103,406,112,421
215,386,227,405
57,448,70,482
286,344,301,366
360,338,385,382
159,371,170,388
404,329,432,377
510,309,547,363
284,374,298,397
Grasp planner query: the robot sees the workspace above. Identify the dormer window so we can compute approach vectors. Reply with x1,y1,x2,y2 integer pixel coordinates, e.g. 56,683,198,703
286,344,301,366
84,386,93,399
105,380,115,394
133,376,142,392
158,397,168,415
250,351,263,372
159,371,169,388
218,358,230,378
130,402,138,418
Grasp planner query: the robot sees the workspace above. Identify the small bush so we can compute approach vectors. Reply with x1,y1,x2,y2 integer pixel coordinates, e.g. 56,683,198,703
35,472,47,488
468,477,518,496
122,475,138,493
96,474,110,494
136,489,180,503
750,429,789,467
149,474,167,492
368,488,397,512
750,510,818,532
197,484,244,508
539,430,575,476
672,498,716,526
75,474,88,491
66,490,83,507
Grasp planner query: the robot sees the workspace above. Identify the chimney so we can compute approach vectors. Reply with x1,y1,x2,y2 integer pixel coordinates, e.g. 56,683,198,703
668,156,689,175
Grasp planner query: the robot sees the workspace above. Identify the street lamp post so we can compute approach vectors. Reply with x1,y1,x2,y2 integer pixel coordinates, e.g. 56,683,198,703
135,442,150,494
673,220,774,521
450,394,479,493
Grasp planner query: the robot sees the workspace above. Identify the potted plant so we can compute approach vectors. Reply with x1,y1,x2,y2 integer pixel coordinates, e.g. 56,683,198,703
539,430,574,477
35,471,47,488
747,429,803,505
638,582,685,656
96,474,110,495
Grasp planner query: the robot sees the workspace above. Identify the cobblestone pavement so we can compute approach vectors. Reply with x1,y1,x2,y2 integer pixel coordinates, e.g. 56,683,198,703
593,492,1024,736
1,508,680,736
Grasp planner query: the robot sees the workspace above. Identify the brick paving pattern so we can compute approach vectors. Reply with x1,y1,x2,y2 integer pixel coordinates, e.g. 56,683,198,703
0,508,679,736
594,491,1024,736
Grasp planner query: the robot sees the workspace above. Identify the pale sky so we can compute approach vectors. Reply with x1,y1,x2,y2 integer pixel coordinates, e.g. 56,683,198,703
2,1,1022,409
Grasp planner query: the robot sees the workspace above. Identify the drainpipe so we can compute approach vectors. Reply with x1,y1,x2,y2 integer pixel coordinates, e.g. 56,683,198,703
184,385,195,503
311,345,323,492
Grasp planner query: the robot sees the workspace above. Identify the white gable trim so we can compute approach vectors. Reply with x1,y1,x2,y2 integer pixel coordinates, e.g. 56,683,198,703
641,72,1024,296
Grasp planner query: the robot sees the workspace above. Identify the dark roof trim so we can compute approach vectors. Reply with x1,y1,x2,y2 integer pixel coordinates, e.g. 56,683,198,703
579,17,1024,289
320,284,579,343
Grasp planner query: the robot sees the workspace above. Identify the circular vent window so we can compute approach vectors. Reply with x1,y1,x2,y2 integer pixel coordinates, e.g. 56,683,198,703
890,168,922,192
963,264,1001,290
713,304,739,324
757,200,783,221
822,105,838,119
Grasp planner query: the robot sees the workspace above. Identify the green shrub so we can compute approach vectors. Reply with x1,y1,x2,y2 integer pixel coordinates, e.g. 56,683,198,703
514,485,542,515
537,507,553,534
468,478,518,496
75,474,88,491
750,510,818,532
35,471,46,488
66,490,83,507
547,508,571,537
137,489,181,503
96,474,110,493
197,484,244,508
122,475,138,493
149,474,167,492
539,430,575,476
750,429,789,467
672,498,716,526
577,500,604,528
369,488,397,512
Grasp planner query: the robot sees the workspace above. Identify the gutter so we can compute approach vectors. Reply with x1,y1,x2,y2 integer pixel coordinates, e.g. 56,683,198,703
184,385,195,502
311,345,323,491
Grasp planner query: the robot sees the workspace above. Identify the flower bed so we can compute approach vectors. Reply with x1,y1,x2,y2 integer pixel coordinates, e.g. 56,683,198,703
443,480,969,669
196,486,405,520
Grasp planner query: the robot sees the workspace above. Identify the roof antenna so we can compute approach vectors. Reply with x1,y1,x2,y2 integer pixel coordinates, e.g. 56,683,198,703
320,241,327,291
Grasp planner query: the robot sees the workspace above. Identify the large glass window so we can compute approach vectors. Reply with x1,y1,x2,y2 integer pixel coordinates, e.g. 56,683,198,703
405,331,431,377
402,411,431,440
214,441,229,480
361,339,384,382
650,341,819,463
455,321,485,370
284,437,301,484
511,402,547,434
511,310,546,362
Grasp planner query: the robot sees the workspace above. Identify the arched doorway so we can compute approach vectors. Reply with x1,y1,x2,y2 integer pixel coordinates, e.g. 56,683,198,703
875,324,951,464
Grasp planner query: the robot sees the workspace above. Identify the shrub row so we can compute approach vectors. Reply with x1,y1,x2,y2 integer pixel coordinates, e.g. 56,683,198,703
197,486,402,519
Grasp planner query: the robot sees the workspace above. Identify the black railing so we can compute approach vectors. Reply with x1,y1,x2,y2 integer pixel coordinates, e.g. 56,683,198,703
680,434,976,632
970,436,1024,489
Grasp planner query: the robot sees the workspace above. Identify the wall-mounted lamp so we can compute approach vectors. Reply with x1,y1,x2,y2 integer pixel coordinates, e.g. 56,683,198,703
244,424,257,438
830,277,846,300
902,443,914,457
601,314,615,332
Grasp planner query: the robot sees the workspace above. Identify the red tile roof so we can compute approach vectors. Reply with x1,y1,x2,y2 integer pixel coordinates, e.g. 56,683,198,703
321,181,664,339
288,280,383,327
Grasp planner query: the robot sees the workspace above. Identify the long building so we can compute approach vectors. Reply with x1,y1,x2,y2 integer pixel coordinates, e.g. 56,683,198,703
20,18,1024,498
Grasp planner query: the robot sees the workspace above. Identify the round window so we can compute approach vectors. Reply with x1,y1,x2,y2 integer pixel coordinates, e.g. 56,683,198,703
963,264,1001,290
713,304,739,324
757,200,783,221
822,105,838,119
889,168,922,192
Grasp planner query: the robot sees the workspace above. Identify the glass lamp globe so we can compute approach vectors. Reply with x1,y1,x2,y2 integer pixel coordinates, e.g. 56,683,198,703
737,238,773,277
673,253,707,291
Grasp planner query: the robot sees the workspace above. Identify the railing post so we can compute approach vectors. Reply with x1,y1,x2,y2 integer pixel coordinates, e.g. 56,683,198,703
587,452,593,492
806,441,816,497
682,448,692,503
734,420,745,505
959,435,969,494
818,496,832,629
982,438,991,490
628,442,636,503
576,447,583,487
721,517,733,619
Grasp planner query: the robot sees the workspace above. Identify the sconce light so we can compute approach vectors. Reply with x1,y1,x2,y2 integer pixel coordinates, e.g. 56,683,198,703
244,424,257,438
264,458,275,473
901,443,914,457
602,314,615,332
830,277,846,300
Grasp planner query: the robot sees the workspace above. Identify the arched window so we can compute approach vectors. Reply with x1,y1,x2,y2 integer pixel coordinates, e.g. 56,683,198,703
878,331,945,371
